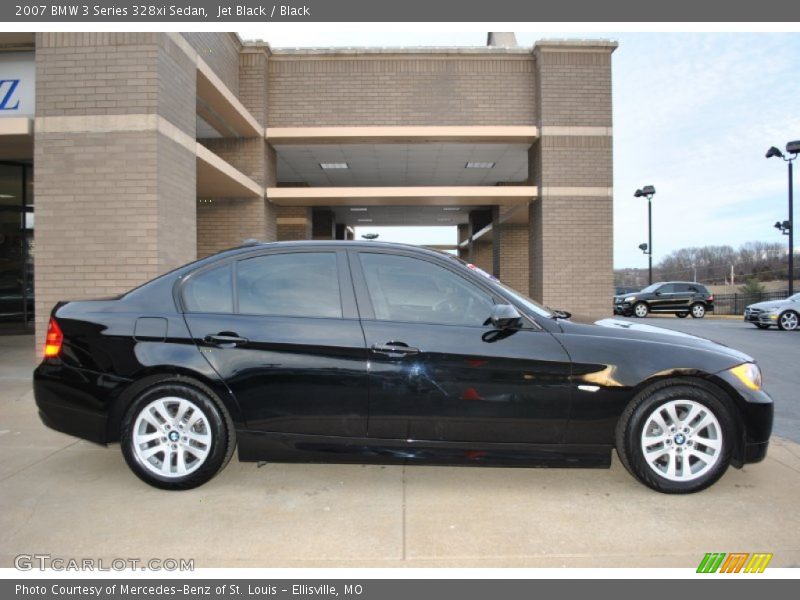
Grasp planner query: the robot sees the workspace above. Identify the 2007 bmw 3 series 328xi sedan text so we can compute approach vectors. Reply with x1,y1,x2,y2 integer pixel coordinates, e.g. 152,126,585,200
34,241,772,493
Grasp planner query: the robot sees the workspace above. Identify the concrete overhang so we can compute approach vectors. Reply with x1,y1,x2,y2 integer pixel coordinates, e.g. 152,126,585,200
0,117,33,160
267,186,537,207
196,143,264,198
457,203,531,248
195,58,263,138
266,126,539,145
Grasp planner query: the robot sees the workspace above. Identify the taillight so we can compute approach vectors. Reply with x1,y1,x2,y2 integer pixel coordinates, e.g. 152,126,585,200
44,318,63,358
708,294,714,302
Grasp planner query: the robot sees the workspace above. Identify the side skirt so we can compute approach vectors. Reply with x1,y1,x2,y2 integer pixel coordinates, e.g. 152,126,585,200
236,430,612,469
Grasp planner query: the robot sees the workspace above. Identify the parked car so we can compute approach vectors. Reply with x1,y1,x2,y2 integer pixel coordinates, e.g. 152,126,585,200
34,242,771,494
744,292,800,331
614,281,715,319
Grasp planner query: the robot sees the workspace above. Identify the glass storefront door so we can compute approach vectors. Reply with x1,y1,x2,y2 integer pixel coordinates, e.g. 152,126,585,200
0,162,33,333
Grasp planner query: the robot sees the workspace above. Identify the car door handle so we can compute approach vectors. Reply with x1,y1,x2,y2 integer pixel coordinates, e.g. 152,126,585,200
371,342,420,357
204,333,249,348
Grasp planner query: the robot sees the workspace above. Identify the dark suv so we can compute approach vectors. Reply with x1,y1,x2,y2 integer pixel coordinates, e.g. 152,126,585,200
614,281,715,319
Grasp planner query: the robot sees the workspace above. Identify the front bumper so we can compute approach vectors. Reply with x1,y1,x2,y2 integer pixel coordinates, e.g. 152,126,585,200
744,310,776,325
715,369,774,467
613,302,632,315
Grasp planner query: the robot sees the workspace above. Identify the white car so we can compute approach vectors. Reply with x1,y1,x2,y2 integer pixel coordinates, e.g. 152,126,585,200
744,292,800,330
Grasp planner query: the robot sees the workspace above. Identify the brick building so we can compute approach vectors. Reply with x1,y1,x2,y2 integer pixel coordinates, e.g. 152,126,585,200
0,32,616,344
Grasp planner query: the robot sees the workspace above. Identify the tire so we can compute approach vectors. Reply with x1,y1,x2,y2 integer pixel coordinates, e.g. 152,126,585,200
633,302,649,318
615,379,734,494
754,323,770,330
121,381,235,490
690,303,706,318
676,312,688,318
777,310,799,331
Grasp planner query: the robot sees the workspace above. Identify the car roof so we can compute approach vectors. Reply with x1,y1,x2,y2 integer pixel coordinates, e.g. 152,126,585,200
222,239,452,260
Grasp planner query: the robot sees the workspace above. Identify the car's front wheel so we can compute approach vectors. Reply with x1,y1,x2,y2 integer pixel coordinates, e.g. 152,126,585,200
615,380,734,493
778,310,799,331
121,381,235,490
633,302,649,318
690,303,706,318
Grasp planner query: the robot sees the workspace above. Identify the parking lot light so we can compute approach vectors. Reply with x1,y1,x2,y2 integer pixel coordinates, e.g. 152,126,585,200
766,142,797,295
634,186,656,285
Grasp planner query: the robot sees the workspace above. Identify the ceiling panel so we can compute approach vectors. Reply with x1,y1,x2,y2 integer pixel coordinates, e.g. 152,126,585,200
275,142,529,187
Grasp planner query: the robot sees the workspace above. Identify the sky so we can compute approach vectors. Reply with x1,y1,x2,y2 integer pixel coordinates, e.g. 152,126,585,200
238,29,800,267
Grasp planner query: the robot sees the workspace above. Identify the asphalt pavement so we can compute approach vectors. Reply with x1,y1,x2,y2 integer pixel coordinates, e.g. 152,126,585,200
618,316,799,443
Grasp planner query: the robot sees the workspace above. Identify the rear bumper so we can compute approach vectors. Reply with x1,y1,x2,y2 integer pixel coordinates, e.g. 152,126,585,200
33,361,117,445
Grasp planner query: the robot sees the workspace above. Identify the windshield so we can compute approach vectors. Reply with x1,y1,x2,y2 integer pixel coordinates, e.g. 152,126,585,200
444,253,554,318
638,283,662,294
790,293,800,302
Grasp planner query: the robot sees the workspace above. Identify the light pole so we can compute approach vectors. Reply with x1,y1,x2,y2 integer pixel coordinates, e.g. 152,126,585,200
634,186,656,285
766,142,799,295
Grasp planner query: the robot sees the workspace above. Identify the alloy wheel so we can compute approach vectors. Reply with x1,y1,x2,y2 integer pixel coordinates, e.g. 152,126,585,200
634,303,648,318
640,399,722,482
691,304,705,318
779,311,799,331
132,396,212,478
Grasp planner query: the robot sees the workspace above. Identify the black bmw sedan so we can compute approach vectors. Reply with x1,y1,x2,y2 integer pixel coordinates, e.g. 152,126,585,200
34,241,772,493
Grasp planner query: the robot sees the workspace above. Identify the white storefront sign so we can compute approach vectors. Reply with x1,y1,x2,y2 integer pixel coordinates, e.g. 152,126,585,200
0,52,35,117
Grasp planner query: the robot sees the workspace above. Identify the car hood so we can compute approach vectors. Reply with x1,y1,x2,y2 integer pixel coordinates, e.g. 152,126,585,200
746,299,789,310
559,317,753,365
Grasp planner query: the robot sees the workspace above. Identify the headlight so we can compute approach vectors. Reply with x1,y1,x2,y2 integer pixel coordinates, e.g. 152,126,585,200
624,296,636,303
729,362,763,391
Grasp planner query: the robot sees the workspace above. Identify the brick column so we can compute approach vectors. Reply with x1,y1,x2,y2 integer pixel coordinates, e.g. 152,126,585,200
529,41,616,321
276,206,312,240
34,32,197,348
196,46,277,256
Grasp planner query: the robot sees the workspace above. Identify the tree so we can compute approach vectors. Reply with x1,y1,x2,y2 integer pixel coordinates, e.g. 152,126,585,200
739,278,766,295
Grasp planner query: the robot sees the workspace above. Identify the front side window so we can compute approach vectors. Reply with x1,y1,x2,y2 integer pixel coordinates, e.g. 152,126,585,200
237,252,341,318
183,263,234,313
359,253,494,326
658,284,676,294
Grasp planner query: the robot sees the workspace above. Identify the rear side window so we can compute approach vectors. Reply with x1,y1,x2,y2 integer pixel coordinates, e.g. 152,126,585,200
183,263,234,313
237,252,342,318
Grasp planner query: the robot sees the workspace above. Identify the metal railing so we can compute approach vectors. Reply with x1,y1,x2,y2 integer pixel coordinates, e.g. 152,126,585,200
712,290,789,315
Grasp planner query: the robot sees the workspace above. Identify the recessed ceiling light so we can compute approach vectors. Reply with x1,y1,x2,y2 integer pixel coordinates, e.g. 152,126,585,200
357,218,373,223
465,162,496,169
320,162,349,169
0,194,14,199
442,207,461,211
350,207,368,212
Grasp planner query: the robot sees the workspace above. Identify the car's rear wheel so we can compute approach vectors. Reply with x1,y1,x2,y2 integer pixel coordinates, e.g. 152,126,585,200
690,303,706,318
676,312,688,318
778,310,799,331
633,302,649,318
121,382,235,490
615,380,734,493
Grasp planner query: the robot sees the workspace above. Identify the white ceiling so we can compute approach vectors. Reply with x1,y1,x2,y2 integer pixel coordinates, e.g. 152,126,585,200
275,142,530,187
331,204,479,226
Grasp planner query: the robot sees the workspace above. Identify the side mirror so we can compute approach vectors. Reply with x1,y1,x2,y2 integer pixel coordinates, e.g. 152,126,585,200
489,304,522,329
